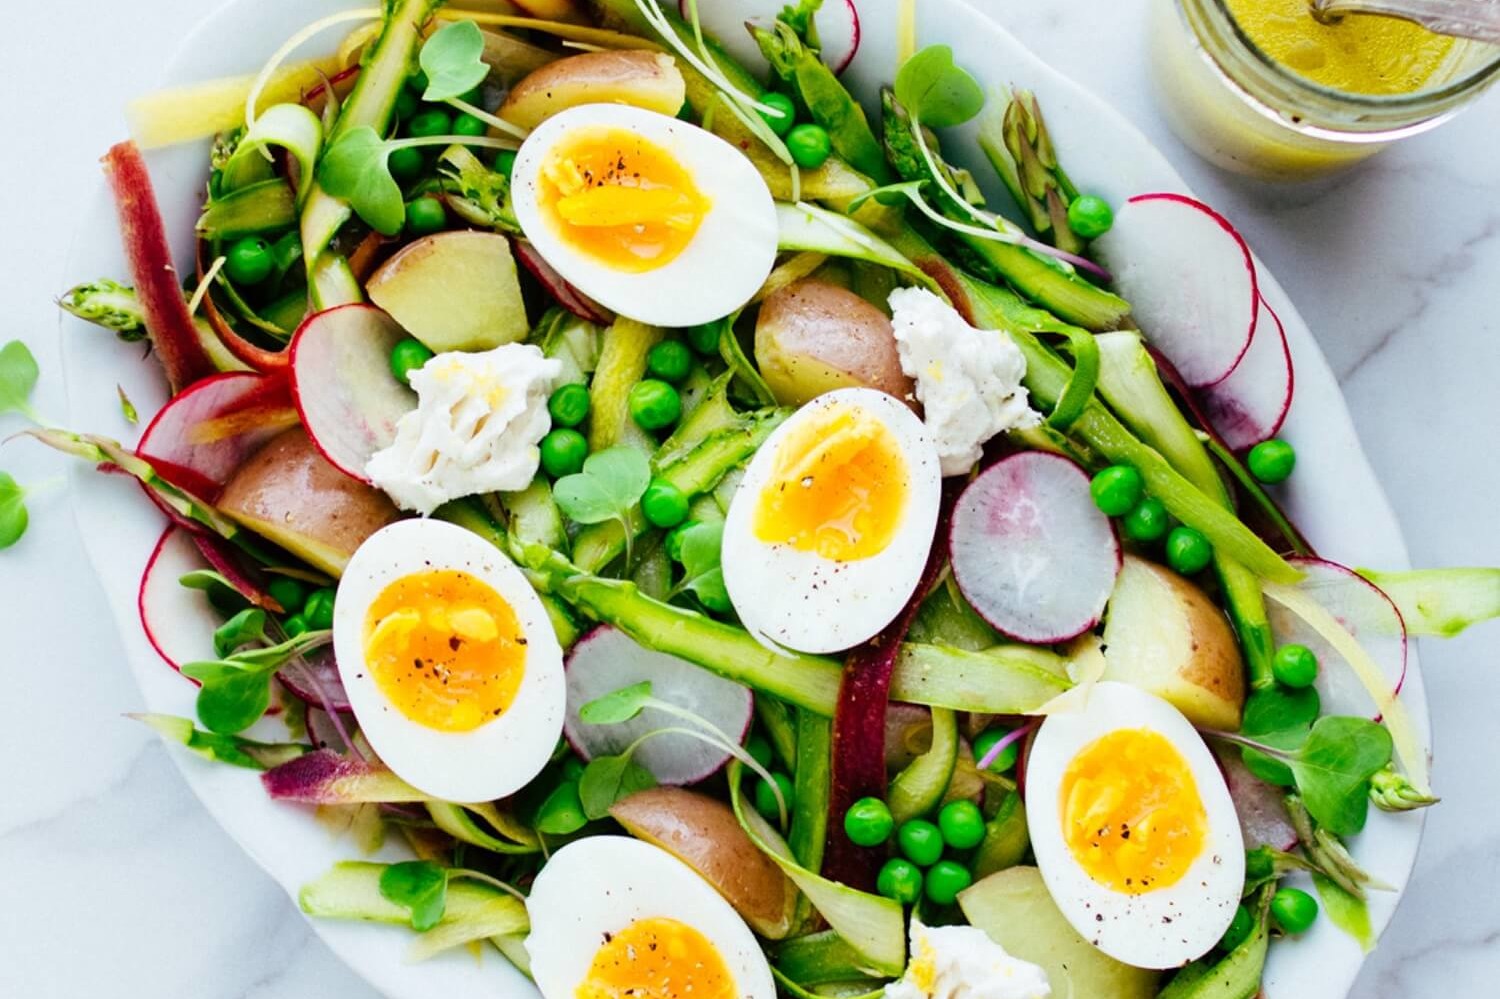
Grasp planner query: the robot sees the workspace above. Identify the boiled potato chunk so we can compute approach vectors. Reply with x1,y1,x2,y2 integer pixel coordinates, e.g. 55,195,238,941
958,866,1159,999
219,427,401,577
1102,556,1246,730
366,231,528,353
500,50,685,130
610,786,796,939
754,279,915,407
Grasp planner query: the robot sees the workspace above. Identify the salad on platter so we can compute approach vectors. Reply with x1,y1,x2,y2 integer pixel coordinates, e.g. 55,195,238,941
11,0,1500,996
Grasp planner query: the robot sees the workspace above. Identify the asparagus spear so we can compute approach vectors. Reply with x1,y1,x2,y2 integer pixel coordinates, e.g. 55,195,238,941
978,88,1086,255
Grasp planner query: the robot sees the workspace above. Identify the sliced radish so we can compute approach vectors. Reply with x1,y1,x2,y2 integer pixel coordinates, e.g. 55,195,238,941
288,304,416,484
136,370,298,499
138,526,219,673
1093,192,1259,388
514,240,615,326
1216,745,1297,851
680,0,860,75
949,452,1121,644
1266,557,1407,720
189,531,282,611
1201,295,1295,451
277,646,352,714
564,625,754,785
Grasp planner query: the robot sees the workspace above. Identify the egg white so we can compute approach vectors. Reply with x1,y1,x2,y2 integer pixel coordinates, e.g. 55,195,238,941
332,519,564,803
1025,682,1246,969
722,388,943,654
511,103,778,328
526,836,776,999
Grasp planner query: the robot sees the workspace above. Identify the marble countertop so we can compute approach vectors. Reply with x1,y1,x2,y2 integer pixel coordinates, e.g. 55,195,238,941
2,1,1497,996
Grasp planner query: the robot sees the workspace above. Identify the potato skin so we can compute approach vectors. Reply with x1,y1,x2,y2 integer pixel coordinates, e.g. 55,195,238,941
500,50,685,130
754,279,915,407
219,427,400,577
609,786,796,939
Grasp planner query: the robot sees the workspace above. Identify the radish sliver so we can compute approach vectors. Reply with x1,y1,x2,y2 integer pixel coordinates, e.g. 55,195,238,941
1202,295,1295,451
138,526,220,672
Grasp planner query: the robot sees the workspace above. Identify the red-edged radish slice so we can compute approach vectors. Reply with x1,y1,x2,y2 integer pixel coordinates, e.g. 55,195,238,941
680,0,860,75
189,531,282,611
1266,557,1407,720
136,370,299,499
1093,192,1259,388
564,625,754,785
949,452,1121,644
514,240,615,325
288,304,416,484
1201,295,1295,451
1216,745,1297,851
138,526,219,673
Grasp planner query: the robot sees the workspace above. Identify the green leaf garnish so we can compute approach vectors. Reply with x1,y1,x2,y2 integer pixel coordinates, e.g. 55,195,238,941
316,126,406,236
894,45,984,128
379,860,449,932
676,521,728,609
420,20,490,102
1313,873,1374,951
117,385,139,424
579,680,654,725
554,447,652,525
132,712,307,770
578,751,658,820
0,472,30,549
0,340,41,422
535,780,589,835
180,630,332,734
213,607,269,659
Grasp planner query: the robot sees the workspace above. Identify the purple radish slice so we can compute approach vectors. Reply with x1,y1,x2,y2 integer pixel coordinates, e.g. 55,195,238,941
1215,745,1297,851
190,531,283,611
949,452,1121,644
136,370,299,500
514,240,615,326
1201,295,1295,451
1266,557,1407,720
1092,192,1259,388
277,645,353,714
564,625,754,785
262,749,426,803
288,304,415,484
306,706,358,753
679,0,861,75
138,526,218,673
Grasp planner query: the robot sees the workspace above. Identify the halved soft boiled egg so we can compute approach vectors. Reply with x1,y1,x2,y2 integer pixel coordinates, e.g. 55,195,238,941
722,388,943,654
511,103,778,327
527,836,775,999
332,520,564,802
1026,682,1245,969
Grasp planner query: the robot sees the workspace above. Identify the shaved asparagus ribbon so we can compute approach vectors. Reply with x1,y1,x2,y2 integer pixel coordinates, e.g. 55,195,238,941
244,9,381,132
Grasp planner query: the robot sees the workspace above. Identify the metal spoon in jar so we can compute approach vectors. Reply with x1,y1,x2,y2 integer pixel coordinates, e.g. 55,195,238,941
1309,0,1500,44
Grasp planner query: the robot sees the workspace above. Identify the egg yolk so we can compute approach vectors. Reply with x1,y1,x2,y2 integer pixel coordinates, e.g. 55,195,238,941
362,569,526,733
1059,728,1208,895
575,917,735,999
537,126,709,273
752,403,909,562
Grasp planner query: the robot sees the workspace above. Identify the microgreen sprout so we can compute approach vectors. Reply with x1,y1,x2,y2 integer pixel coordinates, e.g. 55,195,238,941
419,20,528,141
665,520,728,610
0,472,31,550
552,446,652,570
181,629,332,735
379,860,448,931
1,340,47,425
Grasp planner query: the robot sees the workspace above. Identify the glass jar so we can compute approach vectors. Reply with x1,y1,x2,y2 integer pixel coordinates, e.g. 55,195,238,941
1150,0,1500,181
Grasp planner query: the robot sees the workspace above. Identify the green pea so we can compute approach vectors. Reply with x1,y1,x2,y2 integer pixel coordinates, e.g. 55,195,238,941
646,340,694,384
406,107,452,139
494,148,517,179
786,123,832,169
642,480,689,529
843,797,895,847
686,322,721,356
755,772,795,819
938,800,985,850
973,728,1019,774
267,577,308,615
876,858,924,905
282,613,309,638
1166,526,1214,574
224,236,274,285
758,92,797,137
394,88,420,122
745,734,774,771
390,337,435,384
628,379,682,432
1270,887,1319,934
897,819,944,867
1090,464,1144,517
547,383,591,427
923,860,972,906
1272,643,1319,689
1067,194,1114,240
453,113,488,138
1122,496,1169,542
404,197,448,237
540,429,589,478
676,99,695,121
303,587,336,631
1248,439,1296,484
405,70,429,95
388,145,426,183
1219,904,1254,952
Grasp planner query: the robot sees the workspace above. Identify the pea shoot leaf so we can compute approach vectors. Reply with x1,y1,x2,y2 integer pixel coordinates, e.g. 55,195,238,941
579,681,654,726
894,45,984,128
316,126,406,235
0,472,28,549
578,752,657,820
677,521,728,610
0,340,41,421
420,20,489,102
181,661,276,735
1240,686,1321,786
1287,716,1392,837
213,608,268,659
379,860,449,932
535,780,589,835
553,446,651,527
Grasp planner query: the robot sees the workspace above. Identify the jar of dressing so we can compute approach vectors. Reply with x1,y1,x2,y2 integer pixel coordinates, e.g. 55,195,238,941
1150,0,1500,181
